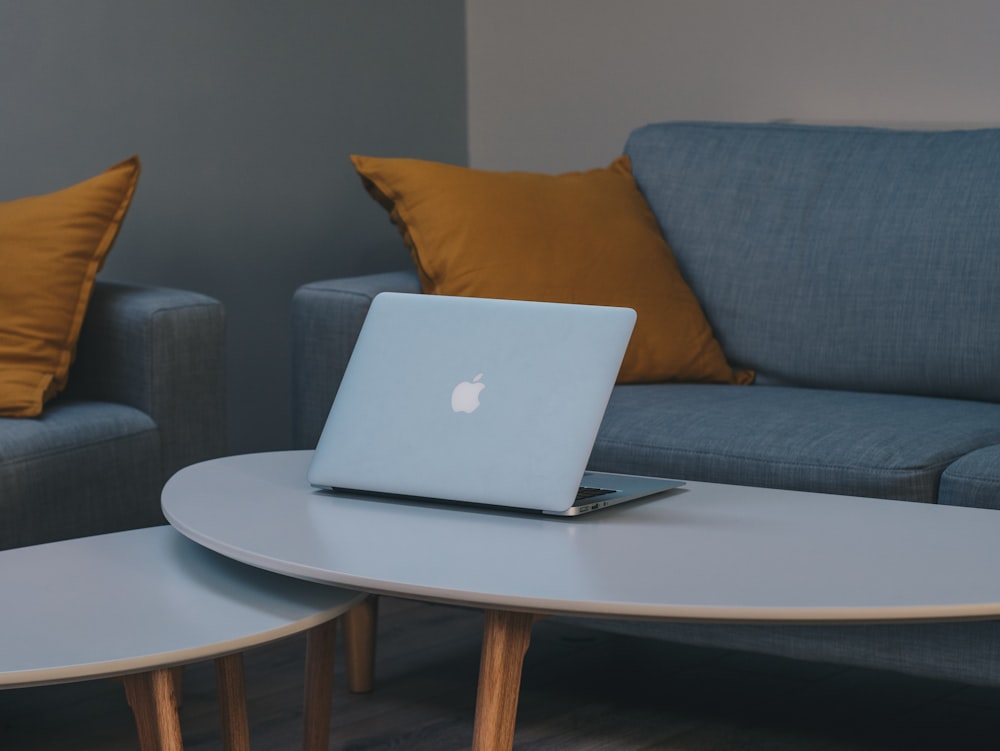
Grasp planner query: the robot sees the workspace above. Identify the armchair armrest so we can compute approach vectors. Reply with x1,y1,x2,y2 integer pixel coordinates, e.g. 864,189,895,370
66,280,227,481
291,270,421,449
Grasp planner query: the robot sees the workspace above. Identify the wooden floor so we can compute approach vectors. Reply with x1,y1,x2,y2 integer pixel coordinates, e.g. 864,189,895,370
3,596,999,750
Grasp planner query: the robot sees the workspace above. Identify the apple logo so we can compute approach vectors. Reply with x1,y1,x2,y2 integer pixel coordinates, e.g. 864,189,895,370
451,373,485,413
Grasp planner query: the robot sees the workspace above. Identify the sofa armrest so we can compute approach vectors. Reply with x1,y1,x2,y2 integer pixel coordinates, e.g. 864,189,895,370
66,280,228,481
291,270,421,449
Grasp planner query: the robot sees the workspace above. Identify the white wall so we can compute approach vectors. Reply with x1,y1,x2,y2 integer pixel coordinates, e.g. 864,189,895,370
467,0,1000,172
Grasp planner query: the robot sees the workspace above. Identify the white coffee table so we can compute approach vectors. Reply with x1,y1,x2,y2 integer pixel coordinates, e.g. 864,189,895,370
0,525,366,751
162,451,1000,750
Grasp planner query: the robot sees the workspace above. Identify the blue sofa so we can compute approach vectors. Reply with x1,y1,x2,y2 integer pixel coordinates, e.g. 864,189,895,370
291,121,1000,687
0,280,227,550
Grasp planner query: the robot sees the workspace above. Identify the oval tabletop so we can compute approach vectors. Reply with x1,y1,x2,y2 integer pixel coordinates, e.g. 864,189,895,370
0,525,365,689
162,450,1000,625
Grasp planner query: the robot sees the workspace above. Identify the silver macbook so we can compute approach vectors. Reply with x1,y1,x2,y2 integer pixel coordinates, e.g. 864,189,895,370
307,293,684,515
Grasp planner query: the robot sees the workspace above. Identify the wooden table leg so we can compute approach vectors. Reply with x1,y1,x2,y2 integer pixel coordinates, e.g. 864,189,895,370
215,653,251,751
123,668,184,751
303,619,337,751
342,595,378,693
471,610,536,751
171,666,184,708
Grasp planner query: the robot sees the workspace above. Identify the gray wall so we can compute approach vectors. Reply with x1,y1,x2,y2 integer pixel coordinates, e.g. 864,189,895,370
468,0,1000,172
1,1,467,453
16,1,998,452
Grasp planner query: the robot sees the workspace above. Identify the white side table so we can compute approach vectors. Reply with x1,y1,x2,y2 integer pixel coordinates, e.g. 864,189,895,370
0,525,367,750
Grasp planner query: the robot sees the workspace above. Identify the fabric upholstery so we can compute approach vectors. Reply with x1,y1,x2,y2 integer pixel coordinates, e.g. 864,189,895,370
0,157,141,417
590,384,1000,502
65,281,228,481
565,617,1000,688
0,401,159,549
626,122,1000,402
938,445,1000,510
351,154,752,385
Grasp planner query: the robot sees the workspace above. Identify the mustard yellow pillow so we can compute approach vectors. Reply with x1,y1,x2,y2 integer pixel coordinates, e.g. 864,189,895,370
0,156,141,417
352,154,753,385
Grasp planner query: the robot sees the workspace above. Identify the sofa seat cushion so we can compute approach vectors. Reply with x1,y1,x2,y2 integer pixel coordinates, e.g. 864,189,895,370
938,446,1000,510
0,400,160,549
590,384,1000,502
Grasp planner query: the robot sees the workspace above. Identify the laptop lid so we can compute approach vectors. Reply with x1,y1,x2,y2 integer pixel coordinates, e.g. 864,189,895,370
307,293,639,513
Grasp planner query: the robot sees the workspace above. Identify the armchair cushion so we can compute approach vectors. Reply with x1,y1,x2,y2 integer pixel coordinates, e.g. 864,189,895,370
0,401,159,548
351,154,752,386
0,156,140,417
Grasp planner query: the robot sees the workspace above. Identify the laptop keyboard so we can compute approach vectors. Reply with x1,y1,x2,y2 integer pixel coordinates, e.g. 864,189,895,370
575,486,616,502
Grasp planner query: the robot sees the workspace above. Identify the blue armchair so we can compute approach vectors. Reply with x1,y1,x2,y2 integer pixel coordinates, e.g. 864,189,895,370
0,280,227,550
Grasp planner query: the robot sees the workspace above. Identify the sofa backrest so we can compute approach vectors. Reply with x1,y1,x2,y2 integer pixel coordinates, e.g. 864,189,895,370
625,121,1000,402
